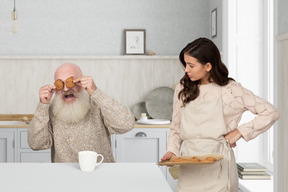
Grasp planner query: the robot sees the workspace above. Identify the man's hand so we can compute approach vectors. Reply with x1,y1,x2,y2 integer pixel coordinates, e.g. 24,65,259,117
224,129,242,148
74,76,97,96
39,85,56,104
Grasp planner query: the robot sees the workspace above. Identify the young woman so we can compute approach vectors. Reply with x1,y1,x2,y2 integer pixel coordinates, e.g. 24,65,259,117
161,37,280,192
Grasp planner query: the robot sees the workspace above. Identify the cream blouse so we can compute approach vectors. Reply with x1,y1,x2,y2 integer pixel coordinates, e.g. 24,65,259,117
167,81,280,156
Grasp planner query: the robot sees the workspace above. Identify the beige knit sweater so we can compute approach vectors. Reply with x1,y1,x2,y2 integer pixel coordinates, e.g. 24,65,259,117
28,88,135,163
167,81,280,156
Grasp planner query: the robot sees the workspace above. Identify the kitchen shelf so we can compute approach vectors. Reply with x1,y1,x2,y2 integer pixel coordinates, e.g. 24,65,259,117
0,55,178,60
238,176,273,192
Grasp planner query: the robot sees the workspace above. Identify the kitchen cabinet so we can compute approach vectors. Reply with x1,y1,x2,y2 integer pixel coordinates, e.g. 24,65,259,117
0,129,15,162
115,128,167,174
114,127,177,191
0,127,51,163
16,128,51,163
166,132,178,192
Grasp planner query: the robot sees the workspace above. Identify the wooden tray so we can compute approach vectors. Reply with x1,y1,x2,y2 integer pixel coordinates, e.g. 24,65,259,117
158,154,224,166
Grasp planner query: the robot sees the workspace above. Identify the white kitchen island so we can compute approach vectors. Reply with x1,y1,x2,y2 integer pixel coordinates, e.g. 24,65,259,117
0,163,173,192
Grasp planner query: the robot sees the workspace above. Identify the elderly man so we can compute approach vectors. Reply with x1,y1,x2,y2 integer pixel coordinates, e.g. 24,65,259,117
28,63,135,163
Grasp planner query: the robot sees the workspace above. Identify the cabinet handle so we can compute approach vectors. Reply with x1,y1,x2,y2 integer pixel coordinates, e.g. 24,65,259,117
135,132,147,137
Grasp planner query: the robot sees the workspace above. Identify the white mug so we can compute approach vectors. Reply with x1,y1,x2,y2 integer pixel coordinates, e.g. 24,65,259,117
78,151,104,172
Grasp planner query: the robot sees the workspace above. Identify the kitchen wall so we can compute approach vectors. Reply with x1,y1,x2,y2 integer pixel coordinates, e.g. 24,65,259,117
276,0,288,191
278,0,288,34
0,56,183,114
0,1,223,114
276,35,288,192
208,0,222,51
0,0,215,55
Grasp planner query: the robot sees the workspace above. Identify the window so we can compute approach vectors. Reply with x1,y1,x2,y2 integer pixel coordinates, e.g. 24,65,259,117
263,0,275,171
223,0,274,172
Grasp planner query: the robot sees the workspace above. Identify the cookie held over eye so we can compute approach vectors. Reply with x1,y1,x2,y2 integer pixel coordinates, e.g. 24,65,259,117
65,77,76,88
54,79,64,91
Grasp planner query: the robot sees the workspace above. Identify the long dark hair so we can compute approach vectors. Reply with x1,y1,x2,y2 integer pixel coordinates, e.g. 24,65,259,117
178,37,234,106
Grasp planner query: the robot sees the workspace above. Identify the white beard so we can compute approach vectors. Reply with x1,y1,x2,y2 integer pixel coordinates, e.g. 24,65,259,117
51,89,91,123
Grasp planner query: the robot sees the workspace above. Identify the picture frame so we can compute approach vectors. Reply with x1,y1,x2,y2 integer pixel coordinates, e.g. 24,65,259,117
124,29,146,55
211,8,217,38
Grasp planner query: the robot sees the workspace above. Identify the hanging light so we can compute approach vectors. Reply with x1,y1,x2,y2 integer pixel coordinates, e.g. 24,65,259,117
11,0,18,34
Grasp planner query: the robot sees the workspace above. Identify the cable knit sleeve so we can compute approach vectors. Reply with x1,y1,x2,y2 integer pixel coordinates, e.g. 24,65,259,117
228,82,280,141
91,88,135,134
28,102,53,150
166,83,183,156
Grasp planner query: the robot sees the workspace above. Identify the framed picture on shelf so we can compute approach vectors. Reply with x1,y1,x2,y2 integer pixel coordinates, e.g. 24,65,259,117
124,29,146,55
211,8,217,38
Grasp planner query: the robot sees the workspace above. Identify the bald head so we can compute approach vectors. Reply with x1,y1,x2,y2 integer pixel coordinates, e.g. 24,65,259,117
54,63,82,81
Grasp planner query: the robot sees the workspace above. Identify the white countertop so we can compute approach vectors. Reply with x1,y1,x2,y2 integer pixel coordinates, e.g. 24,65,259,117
0,163,172,192
0,121,171,128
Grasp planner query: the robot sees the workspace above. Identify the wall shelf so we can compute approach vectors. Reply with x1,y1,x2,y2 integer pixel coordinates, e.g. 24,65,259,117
0,55,178,60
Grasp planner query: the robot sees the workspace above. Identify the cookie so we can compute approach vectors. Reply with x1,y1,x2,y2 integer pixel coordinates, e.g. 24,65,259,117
201,157,217,162
65,77,75,88
54,79,64,91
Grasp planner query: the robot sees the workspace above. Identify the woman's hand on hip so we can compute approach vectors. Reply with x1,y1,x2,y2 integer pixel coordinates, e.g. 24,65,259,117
224,129,242,148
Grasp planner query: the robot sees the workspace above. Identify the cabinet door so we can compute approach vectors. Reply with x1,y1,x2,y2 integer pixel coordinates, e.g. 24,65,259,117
115,128,167,176
0,129,15,162
166,130,178,192
17,128,51,163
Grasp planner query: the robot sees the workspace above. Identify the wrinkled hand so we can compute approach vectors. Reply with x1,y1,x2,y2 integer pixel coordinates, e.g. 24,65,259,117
74,76,97,95
39,84,56,104
224,129,242,148
161,151,176,167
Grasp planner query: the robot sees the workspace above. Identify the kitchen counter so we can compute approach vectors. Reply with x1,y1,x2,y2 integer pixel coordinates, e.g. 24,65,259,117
0,121,30,128
0,114,32,128
134,123,170,128
0,121,170,129
0,163,172,192
1,114,170,128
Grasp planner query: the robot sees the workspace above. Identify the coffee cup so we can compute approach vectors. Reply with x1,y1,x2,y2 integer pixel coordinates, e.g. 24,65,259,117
78,151,104,172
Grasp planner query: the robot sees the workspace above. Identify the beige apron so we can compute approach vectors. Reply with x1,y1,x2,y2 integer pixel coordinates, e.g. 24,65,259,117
177,86,238,192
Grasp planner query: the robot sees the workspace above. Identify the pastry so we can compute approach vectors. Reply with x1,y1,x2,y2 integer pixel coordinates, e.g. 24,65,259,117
173,157,201,162
201,157,217,162
54,79,64,91
65,77,75,88
187,157,201,162
173,158,185,162
206,157,217,161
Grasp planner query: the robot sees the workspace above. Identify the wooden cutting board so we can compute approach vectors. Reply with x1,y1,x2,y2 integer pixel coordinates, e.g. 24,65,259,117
159,154,224,180
158,154,224,166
